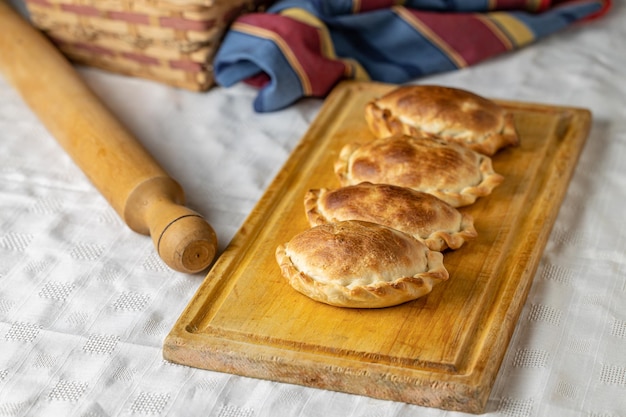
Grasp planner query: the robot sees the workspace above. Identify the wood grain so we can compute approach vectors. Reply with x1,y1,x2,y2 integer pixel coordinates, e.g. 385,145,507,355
163,81,591,413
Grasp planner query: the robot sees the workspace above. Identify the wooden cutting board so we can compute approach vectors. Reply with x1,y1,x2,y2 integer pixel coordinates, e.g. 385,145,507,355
163,81,591,413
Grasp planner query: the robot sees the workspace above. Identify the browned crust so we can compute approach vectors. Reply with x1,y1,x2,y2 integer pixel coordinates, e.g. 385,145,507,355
275,221,449,308
304,183,477,251
364,85,520,156
334,135,504,207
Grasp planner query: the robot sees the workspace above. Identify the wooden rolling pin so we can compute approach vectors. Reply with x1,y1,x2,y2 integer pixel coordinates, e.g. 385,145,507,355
0,1,217,274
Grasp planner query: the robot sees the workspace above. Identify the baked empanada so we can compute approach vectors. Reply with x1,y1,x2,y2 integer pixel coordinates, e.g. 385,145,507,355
365,85,519,156
305,182,476,251
275,220,448,308
334,134,503,207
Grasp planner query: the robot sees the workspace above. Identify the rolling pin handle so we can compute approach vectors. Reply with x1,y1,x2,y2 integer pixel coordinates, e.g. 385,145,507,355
125,177,218,274
156,213,218,274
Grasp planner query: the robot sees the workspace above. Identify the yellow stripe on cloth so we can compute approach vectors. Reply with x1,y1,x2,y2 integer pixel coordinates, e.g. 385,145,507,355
393,6,468,68
487,13,535,48
342,57,370,81
231,21,312,95
352,0,361,14
353,0,405,13
280,8,335,58
474,14,514,50
528,0,545,12
279,8,370,81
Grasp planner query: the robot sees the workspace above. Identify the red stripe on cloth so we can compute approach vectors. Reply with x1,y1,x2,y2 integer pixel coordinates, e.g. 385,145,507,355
236,14,349,96
355,0,397,13
406,10,510,67
489,0,610,18
493,0,550,11
578,0,612,21
537,0,553,11
489,0,548,11
551,0,611,19
244,72,271,88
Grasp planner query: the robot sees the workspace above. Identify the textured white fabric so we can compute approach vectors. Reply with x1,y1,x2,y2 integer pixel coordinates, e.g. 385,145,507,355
1,1,625,416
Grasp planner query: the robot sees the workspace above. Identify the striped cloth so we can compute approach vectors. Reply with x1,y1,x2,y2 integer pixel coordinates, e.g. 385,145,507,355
213,0,611,112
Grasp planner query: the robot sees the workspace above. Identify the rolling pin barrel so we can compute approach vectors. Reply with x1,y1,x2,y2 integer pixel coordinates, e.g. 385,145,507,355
0,1,217,273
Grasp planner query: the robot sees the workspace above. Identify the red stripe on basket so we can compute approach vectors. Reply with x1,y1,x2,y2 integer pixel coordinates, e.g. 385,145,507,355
159,16,216,31
169,60,204,72
70,42,116,57
109,11,150,25
24,0,54,8
121,52,160,65
61,4,101,17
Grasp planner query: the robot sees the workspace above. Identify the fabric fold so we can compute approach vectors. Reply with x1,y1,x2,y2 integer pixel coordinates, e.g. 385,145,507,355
213,0,611,112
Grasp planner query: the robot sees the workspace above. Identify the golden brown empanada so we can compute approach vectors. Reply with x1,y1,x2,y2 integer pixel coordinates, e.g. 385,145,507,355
275,220,448,308
334,134,503,207
365,85,519,156
305,182,476,251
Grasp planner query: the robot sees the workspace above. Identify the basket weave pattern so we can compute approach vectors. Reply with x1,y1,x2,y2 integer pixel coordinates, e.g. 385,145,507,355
24,0,269,90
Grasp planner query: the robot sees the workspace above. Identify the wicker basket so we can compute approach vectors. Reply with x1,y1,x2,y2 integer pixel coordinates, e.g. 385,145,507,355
23,0,270,91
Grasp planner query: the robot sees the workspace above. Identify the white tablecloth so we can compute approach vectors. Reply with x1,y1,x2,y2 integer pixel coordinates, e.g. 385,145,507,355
1,2,625,416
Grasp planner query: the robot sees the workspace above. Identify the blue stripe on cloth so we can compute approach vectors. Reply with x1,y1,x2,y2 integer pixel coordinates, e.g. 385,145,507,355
308,0,354,15
213,32,306,112
329,10,458,82
306,0,494,14
402,0,492,12
273,0,495,16
509,2,606,38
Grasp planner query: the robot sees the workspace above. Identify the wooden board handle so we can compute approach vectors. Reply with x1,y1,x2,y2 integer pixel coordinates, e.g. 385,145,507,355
0,1,217,274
